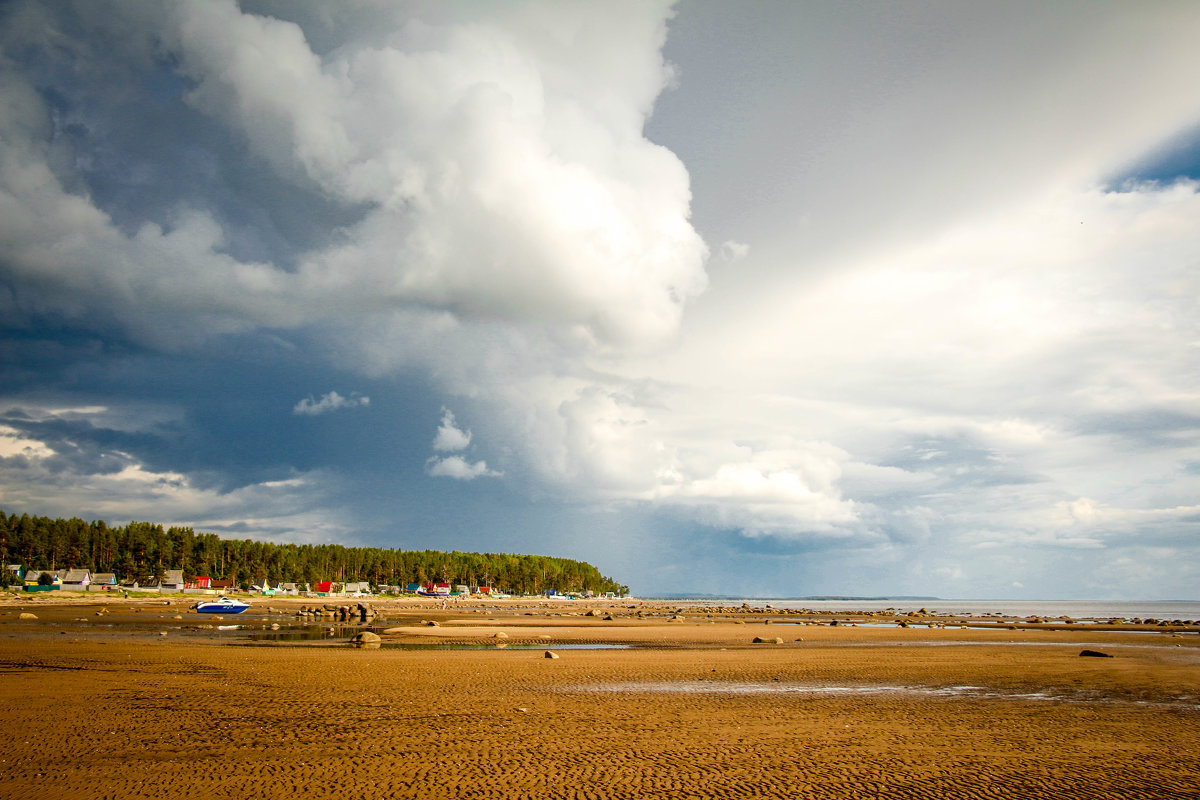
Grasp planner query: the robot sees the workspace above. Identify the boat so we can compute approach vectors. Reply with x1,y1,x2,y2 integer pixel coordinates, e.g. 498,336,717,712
194,596,251,614
416,583,451,598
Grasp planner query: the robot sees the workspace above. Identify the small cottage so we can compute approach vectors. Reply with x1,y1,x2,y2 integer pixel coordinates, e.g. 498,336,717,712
91,573,117,589
61,569,92,591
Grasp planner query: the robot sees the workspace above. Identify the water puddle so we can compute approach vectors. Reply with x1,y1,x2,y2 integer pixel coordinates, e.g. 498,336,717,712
379,642,631,651
563,681,1200,711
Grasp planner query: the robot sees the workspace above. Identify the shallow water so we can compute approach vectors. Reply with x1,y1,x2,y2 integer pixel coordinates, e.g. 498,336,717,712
565,680,1200,711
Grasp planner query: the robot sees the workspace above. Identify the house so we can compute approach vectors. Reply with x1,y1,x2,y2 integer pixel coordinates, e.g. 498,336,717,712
278,583,300,596
61,569,92,591
118,578,141,591
209,579,235,591
24,570,61,586
185,576,212,589
405,583,422,594
344,581,371,595
313,581,336,595
162,570,185,591
5,565,23,582
91,573,117,589
455,584,470,595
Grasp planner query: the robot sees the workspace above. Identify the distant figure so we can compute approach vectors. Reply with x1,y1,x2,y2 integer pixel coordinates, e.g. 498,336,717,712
442,598,447,610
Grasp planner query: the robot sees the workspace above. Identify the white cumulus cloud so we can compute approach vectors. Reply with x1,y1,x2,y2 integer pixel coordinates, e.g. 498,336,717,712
293,391,370,416
432,408,472,452
426,455,500,481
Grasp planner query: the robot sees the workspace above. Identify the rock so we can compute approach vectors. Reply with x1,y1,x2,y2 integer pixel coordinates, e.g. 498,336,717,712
752,636,784,644
585,609,599,617
19,613,37,620
1079,649,1113,658
544,650,559,659
350,631,382,649
270,623,280,630
494,632,508,638
425,620,440,627
173,615,183,620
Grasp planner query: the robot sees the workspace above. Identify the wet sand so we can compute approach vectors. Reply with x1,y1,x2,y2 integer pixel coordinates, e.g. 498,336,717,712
1,595,1198,799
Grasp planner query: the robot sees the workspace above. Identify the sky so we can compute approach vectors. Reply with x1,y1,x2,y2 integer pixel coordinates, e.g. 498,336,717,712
2,0,1199,599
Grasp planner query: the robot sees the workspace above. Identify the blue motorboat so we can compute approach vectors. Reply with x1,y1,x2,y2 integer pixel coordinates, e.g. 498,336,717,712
195,596,251,614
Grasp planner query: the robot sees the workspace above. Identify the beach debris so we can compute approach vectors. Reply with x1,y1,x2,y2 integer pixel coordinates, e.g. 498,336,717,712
18,612,37,620
350,631,382,649
1079,649,1113,658
752,636,784,644
544,650,559,659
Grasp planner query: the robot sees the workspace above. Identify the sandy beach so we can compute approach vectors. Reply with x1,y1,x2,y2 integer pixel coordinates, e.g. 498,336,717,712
1,595,1197,799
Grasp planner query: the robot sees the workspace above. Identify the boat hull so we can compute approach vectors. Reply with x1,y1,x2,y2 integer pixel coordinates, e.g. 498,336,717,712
195,600,250,614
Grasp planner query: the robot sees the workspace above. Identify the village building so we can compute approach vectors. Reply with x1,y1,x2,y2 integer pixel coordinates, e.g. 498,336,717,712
90,573,117,589
61,569,92,591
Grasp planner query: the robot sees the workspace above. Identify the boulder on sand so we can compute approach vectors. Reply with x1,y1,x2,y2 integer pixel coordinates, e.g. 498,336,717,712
544,650,559,659
753,636,784,644
350,631,382,649
18,612,37,621
1079,649,1113,658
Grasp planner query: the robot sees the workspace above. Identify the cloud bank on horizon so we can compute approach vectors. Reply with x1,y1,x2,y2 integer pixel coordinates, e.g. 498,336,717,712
1,0,1199,599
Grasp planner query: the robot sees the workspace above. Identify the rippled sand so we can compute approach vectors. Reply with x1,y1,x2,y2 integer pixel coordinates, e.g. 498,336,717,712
1,596,1198,798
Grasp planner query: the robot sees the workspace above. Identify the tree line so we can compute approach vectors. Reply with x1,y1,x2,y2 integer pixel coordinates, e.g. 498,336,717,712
0,510,628,596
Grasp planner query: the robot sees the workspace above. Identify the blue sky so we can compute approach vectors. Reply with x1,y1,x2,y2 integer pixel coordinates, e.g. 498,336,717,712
2,0,1199,598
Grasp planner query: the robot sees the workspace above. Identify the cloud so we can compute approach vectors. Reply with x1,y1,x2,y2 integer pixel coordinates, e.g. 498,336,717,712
432,408,471,452
426,455,500,481
719,240,749,262
292,391,370,416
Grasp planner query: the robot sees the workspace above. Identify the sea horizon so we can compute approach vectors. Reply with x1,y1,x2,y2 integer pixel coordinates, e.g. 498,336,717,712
640,596,1200,621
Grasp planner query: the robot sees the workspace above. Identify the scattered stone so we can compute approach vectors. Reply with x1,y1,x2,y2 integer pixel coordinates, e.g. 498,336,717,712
270,623,280,630
752,636,784,644
516,707,528,713
544,650,559,659
494,632,508,639
425,620,440,627
19,612,37,620
159,631,168,637
173,615,182,620
1079,649,1113,658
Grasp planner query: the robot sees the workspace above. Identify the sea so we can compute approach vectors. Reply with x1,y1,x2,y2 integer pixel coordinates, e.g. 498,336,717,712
649,598,1200,621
